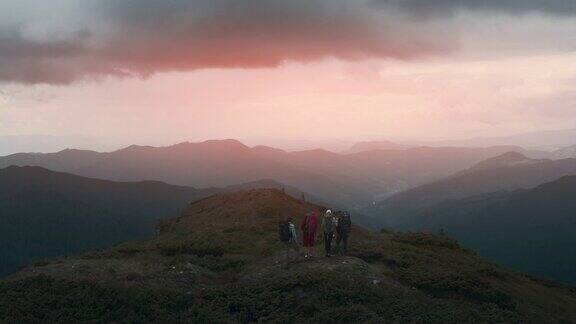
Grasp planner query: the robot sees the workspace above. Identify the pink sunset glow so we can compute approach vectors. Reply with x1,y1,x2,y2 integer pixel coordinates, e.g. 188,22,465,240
1,1,576,153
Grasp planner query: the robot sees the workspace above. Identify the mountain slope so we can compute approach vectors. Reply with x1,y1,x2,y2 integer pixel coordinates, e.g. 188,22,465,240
382,176,576,284
464,151,547,172
2,189,576,323
0,165,222,277
370,153,576,227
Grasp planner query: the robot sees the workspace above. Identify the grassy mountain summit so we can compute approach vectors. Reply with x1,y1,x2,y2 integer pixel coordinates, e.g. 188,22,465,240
2,189,576,323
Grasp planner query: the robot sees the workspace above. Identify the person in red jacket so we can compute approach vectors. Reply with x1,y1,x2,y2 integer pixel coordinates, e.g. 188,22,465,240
300,211,318,258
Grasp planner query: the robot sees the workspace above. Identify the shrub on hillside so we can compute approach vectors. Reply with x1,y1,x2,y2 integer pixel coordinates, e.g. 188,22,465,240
392,232,461,250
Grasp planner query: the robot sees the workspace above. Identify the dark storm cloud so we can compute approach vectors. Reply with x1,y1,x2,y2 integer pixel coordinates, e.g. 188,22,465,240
0,0,574,84
93,0,448,73
372,0,576,16
3,0,447,84
0,28,111,84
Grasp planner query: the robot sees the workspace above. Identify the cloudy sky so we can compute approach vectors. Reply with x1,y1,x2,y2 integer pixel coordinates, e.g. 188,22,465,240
1,0,575,152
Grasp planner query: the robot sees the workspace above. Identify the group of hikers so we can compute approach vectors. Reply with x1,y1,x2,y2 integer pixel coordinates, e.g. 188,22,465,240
279,210,352,259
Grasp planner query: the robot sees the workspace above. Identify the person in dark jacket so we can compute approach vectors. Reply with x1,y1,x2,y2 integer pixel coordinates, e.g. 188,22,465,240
300,211,318,258
321,210,337,257
336,211,352,254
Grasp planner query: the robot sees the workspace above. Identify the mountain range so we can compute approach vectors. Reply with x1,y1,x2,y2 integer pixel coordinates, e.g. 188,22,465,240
413,128,576,151
0,134,122,156
369,152,576,227
364,151,576,283
0,139,542,207
5,139,576,286
3,189,576,322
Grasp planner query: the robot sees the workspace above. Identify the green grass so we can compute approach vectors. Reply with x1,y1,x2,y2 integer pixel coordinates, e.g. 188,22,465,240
3,204,576,323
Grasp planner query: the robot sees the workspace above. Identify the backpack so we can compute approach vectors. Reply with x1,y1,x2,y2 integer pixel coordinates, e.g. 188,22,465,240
323,216,335,233
338,212,352,234
279,222,291,243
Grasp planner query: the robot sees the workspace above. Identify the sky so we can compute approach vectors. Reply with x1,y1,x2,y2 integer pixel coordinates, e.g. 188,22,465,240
1,0,576,153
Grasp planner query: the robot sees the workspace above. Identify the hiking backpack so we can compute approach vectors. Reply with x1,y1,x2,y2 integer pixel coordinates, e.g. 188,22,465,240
279,222,291,243
338,212,352,234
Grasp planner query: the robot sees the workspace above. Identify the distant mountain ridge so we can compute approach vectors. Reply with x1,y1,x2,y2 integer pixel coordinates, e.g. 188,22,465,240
464,151,547,172
370,152,576,227
344,140,409,154
551,144,576,159
415,128,576,151
0,140,370,208
0,139,544,207
0,135,121,156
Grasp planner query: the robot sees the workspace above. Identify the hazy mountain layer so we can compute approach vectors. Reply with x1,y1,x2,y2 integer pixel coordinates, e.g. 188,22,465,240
369,153,576,227
0,139,537,206
415,128,576,151
344,140,410,154
552,144,576,159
